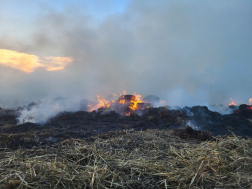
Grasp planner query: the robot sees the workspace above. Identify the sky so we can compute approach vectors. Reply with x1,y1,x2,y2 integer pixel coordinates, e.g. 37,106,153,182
0,0,252,108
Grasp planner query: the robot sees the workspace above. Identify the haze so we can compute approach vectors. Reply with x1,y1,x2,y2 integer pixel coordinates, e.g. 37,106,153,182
1,0,252,108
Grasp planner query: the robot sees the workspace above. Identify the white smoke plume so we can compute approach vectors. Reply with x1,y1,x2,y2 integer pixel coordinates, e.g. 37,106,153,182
17,98,82,124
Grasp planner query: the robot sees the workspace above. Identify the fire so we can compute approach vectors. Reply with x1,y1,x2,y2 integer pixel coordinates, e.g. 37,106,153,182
120,90,127,96
128,93,144,111
235,110,240,114
87,91,151,115
119,99,126,104
249,98,252,106
112,93,117,99
0,49,73,72
89,95,111,112
229,98,237,106
86,91,169,115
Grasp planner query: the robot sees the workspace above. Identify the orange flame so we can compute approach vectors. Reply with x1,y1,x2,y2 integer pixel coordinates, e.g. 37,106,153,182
112,93,117,99
125,112,130,116
89,95,111,112
119,99,126,104
249,98,252,106
86,91,151,115
235,110,241,114
229,98,237,106
119,90,127,96
128,92,144,111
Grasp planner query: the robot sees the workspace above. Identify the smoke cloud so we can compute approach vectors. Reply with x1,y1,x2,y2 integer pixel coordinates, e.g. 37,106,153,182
0,0,252,108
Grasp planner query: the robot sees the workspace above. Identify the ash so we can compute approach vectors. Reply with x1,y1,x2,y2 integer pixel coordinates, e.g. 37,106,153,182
0,104,252,150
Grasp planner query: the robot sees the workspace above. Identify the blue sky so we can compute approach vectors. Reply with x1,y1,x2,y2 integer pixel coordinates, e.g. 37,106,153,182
0,0,130,40
1,0,129,21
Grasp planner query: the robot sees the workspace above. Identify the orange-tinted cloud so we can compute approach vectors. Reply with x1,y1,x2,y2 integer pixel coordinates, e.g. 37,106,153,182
41,57,74,71
0,49,73,73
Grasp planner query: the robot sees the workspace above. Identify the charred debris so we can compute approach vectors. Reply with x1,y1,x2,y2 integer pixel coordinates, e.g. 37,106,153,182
0,95,252,150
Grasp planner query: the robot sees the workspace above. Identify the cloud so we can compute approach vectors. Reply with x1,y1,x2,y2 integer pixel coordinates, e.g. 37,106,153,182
0,49,73,72
41,57,74,71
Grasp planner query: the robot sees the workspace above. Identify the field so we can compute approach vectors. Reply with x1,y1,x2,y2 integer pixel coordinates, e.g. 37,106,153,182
1,127,252,188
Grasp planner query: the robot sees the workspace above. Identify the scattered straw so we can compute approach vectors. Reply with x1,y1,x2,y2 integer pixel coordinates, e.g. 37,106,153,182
1,129,252,188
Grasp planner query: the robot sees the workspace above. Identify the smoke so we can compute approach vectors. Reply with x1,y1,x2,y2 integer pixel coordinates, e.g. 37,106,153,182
0,0,252,110
18,98,82,124
186,120,200,131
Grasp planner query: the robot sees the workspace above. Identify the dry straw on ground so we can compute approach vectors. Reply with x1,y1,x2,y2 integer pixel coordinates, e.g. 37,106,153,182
0,129,252,188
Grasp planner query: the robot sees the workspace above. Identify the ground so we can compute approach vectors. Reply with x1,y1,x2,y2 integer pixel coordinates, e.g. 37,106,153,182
0,106,252,188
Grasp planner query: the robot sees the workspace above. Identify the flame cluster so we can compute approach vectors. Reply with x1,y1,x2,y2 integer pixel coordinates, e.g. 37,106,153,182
229,98,237,106
87,91,153,115
89,95,111,112
229,98,252,107
128,93,144,111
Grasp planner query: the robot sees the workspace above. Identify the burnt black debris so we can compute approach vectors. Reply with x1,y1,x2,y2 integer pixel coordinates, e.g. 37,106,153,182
228,104,239,111
0,108,18,126
1,104,252,150
234,104,252,118
190,106,252,136
173,126,212,141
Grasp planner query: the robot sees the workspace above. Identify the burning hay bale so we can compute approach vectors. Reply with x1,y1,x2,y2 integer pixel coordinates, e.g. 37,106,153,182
86,93,151,116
